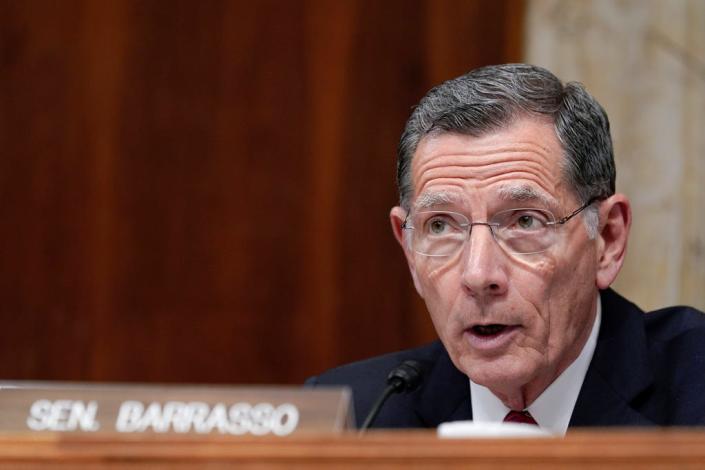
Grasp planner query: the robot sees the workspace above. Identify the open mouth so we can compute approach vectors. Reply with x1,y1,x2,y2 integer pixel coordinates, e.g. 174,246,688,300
465,323,519,350
470,323,513,338
471,324,510,337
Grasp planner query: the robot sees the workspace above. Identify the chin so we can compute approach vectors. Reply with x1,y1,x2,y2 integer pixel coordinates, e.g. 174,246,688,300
460,355,535,392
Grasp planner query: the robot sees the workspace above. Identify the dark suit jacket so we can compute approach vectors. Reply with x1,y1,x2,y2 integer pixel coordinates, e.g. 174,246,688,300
307,289,705,428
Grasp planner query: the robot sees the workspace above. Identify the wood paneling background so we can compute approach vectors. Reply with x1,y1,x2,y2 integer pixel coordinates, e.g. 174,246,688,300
0,0,523,384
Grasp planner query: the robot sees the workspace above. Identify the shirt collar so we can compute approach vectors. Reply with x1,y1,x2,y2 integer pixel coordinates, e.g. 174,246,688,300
469,295,602,436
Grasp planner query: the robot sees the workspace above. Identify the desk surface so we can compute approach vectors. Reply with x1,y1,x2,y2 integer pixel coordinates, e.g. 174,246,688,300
0,429,704,469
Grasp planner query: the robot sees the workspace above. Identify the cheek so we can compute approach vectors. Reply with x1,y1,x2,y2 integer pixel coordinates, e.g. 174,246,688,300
511,257,559,352
415,260,465,332
545,243,596,311
416,256,459,296
513,256,557,309
529,247,597,359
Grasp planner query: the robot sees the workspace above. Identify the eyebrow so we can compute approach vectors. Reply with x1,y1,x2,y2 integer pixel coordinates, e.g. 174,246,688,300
497,184,554,208
413,191,461,210
413,185,556,211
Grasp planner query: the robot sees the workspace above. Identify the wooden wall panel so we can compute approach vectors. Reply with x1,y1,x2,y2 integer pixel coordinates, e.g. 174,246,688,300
0,0,524,384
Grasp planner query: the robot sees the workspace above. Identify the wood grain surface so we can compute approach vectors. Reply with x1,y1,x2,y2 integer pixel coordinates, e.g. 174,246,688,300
0,0,524,384
0,430,703,469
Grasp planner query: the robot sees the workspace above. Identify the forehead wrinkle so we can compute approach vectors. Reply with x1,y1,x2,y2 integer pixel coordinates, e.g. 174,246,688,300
419,134,554,159
416,158,557,198
412,146,558,188
414,147,552,176
411,133,564,209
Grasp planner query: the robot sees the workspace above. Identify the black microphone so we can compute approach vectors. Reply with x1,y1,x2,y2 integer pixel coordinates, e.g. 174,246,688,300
359,360,425,433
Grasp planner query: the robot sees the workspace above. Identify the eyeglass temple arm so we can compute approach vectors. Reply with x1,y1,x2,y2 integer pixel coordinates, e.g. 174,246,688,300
401,215,410,229
555,196,603,225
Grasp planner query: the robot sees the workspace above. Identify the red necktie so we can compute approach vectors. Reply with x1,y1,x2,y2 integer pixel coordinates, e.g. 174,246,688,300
503,410,538,426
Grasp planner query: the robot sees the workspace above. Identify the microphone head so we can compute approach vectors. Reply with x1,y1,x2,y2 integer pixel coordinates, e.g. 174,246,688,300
386,360,425,393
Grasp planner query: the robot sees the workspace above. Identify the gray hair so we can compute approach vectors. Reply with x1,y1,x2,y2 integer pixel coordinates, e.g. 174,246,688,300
397,64,615,233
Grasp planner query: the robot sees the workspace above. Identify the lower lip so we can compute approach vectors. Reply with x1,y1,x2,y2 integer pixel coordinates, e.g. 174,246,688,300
463,325,520,352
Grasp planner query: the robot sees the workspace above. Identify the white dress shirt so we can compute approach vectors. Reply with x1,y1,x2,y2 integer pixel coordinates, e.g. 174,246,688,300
469,296,602,436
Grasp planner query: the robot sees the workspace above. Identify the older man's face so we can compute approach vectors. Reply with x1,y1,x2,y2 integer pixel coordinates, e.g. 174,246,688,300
392,117,600,406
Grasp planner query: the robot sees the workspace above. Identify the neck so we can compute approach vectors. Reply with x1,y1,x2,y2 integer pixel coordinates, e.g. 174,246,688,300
493,370,557,410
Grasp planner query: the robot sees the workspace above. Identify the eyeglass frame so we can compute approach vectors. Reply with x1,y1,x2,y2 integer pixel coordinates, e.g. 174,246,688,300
401,196,604,257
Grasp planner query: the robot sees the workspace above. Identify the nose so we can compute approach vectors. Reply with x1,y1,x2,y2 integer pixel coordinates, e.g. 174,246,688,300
460,223,508,298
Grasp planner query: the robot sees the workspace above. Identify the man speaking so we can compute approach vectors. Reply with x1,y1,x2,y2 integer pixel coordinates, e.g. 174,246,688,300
307,64,705,434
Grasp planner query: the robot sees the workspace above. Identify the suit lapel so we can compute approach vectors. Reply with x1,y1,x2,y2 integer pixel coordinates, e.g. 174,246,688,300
570,289,656,426
414,343,472,426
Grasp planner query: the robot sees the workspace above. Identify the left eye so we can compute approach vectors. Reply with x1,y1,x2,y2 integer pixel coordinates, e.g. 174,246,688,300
503,210,549,231
517,214,536,229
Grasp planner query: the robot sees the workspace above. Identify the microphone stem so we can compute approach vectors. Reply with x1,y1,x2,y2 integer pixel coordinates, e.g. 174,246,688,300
358,382,398,434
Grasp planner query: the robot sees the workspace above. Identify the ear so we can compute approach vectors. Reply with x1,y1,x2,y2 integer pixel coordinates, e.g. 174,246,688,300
390,206,425,297
595,194,631,289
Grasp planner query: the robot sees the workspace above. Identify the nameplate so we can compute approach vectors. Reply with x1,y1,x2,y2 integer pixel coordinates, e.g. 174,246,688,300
0,381,352,436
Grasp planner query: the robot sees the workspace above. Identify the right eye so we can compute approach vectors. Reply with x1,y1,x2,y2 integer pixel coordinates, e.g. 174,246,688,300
414,212,467,238
422,214,465,236
428,218,448,234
